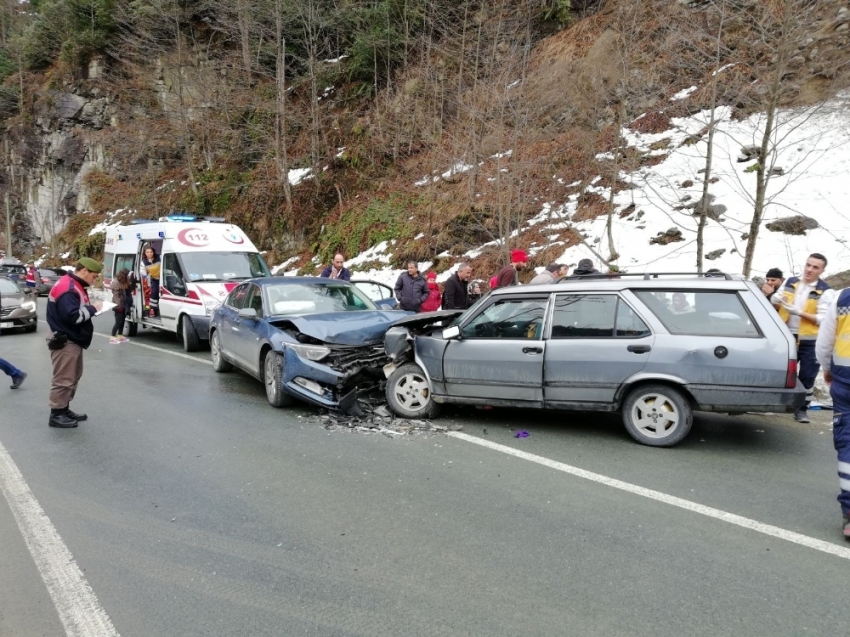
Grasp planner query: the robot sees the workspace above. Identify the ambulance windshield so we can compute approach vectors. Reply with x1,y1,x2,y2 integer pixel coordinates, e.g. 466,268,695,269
182,252,271,282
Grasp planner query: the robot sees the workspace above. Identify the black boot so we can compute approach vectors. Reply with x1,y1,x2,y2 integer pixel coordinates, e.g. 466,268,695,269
65,407,88,421
49,408,78,428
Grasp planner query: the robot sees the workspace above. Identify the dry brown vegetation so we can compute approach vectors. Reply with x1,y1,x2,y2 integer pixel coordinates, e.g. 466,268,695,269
3,0,850,275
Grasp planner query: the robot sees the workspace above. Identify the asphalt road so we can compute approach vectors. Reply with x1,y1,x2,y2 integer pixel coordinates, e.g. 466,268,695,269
0,305,848,636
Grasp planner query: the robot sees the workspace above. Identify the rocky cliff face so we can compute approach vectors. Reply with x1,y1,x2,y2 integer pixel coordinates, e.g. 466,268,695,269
5,77,116,252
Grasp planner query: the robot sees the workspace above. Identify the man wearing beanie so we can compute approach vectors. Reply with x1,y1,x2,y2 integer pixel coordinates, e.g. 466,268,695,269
45,257,103,428
572,258,601,277
492,249,528,289
761,268,784,298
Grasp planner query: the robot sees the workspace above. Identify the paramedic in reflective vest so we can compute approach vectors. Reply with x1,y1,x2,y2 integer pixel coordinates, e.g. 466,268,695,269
45,257,103,428
816,287,850,540
772,253,835,423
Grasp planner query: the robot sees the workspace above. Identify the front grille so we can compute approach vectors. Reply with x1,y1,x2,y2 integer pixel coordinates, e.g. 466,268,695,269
0,307,13,317
327,345,389,375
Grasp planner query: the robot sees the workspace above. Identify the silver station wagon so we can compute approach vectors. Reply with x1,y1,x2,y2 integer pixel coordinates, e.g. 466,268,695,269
383,273,805,447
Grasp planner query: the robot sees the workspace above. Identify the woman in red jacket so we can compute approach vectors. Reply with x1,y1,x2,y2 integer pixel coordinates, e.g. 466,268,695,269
421,271,442,312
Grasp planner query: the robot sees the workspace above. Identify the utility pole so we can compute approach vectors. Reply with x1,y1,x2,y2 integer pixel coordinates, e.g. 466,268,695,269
4,191,11,255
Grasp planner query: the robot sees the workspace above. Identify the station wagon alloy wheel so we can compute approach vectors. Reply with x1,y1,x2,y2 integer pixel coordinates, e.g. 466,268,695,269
622,384,692,447
386,363,440,419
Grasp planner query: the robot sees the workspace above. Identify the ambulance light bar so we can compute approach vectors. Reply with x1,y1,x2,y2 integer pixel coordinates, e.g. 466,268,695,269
158,214,227,223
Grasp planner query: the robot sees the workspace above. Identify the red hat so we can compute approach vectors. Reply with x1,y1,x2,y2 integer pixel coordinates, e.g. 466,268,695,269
511,249,528,263
426,271,436,280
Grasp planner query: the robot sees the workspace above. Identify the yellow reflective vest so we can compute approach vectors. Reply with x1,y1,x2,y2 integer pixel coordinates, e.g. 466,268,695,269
777,277,830,339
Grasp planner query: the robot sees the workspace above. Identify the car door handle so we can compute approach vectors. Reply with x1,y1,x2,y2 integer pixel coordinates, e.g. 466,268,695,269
627,344,651,354
522,346,543,354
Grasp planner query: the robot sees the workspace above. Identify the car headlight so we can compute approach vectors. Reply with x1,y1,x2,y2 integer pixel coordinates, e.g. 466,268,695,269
21,301,36,312
203,298,221,315
286,343,331,362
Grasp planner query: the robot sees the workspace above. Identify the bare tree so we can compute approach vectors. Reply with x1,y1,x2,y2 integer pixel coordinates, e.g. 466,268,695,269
739,0,821,276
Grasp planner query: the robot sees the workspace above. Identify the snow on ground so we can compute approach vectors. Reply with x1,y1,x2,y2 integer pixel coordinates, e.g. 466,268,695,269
554,97,850,279
274,95,850,286
288,167,313,185
88,208,133,236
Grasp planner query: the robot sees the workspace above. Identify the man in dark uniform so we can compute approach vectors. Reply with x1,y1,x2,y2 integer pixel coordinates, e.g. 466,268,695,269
46,257,102,428
817,286,850,539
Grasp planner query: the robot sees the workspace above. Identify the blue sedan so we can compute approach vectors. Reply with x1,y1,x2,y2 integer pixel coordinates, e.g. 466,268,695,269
209,277,410,411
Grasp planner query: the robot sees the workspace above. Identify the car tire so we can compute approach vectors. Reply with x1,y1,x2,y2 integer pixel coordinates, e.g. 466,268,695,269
127,321,138,337
210,330,232,373
622,383,692,447
182,316,200,352
264,351,293,408
386,363,441,419
24,323,37,333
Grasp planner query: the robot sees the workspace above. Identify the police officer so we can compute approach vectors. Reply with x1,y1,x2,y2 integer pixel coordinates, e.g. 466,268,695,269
46,257,103,428
816,287,850,539
771,253,835,423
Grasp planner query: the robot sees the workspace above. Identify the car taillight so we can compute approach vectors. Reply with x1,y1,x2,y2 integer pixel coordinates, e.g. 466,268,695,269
786,360,797,388
188,290,201,300
41,277,50,283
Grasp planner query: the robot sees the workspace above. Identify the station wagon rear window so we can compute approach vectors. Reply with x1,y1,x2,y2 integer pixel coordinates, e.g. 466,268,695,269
634,290,759,337
551,294,651,338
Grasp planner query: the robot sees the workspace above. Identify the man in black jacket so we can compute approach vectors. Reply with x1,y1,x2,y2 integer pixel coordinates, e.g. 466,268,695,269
46,257,102,428
442,263,472,310
394,261,429,312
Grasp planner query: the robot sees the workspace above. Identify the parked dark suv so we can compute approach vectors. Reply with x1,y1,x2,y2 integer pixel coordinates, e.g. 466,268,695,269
383,273,805,447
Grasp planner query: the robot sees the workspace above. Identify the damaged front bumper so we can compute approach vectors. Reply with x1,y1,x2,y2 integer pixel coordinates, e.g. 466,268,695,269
279,343,389,412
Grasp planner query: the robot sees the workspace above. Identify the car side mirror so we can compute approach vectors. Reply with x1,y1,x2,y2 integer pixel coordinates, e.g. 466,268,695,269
442,325,461,340
238,308,258,320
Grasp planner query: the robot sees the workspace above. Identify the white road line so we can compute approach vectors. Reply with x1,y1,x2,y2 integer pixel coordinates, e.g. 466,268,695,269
92,332,213,365
39,320,212,366
447,431,850,561
0,440,120,637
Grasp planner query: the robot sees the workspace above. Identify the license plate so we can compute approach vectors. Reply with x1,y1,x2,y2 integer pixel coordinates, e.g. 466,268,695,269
0,322,13,328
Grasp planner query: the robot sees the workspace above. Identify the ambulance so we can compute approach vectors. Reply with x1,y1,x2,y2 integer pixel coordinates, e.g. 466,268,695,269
103,215,271,351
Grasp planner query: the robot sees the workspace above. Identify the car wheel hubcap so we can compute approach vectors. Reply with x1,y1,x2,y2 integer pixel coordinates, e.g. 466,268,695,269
631,393,679,439
394,372,429,410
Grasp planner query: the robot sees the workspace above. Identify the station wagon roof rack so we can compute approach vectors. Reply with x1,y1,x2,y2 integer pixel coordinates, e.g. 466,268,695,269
558,271,736,281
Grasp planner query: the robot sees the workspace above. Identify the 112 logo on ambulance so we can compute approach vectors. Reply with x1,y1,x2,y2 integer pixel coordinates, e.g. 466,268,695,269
177,228,210,247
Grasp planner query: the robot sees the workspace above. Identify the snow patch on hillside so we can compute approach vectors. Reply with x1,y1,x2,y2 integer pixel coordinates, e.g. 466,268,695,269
277,97,850,286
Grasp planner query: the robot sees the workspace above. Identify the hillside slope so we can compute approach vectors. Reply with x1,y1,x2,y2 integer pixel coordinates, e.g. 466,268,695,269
1,0,848,280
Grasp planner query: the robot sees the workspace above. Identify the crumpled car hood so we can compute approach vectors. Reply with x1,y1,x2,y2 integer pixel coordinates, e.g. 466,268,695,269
390,309,464,329
272,310,412,345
